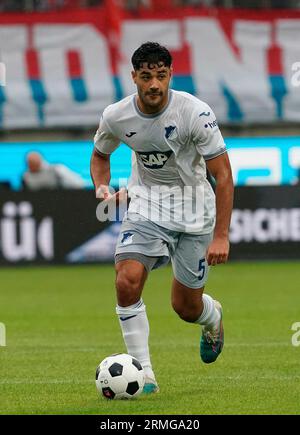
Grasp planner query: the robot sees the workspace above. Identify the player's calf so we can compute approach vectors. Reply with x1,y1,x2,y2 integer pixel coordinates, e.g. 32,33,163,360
115,259,158,392
171,279,204,323
172,303,203,323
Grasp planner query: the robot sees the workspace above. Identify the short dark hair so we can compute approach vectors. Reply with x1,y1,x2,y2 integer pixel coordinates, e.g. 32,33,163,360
131,42,172,70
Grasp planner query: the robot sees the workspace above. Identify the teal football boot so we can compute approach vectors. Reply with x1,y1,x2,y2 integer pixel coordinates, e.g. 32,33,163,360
200,300,224,364
143,376,159,394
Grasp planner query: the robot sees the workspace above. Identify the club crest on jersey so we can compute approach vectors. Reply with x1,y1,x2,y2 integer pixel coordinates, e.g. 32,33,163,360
165,125,177,140
137,150,173,169
121,232,134,245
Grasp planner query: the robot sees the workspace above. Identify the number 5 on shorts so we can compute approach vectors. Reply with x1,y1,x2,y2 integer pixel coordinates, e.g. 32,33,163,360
198,258,206,281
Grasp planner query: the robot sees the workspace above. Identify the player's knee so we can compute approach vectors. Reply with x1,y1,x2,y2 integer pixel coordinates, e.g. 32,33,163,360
115,271,143,306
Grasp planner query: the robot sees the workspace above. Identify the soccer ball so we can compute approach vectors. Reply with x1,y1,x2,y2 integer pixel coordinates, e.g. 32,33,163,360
95,353,145,400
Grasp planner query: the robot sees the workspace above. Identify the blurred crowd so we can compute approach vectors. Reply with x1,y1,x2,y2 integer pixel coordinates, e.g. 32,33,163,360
0,0,299,11
0,0,101,11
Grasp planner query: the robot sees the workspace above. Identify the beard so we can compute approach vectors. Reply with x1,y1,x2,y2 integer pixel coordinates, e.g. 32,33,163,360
142,90,164,108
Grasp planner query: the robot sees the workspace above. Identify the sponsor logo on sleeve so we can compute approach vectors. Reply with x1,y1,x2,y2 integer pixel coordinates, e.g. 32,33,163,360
204,119,218,129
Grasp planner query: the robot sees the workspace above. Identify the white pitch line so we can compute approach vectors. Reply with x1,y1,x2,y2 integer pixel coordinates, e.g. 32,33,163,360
223,342,292,348
0,347,103,354
0,379,94,385
0,376,300,385
2,342,293,354
155,342,292,348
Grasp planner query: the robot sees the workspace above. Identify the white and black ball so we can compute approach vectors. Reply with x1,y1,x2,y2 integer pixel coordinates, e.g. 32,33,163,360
95,353,145,400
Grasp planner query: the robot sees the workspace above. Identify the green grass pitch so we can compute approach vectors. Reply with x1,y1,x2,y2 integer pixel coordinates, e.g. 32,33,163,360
0,261,300,415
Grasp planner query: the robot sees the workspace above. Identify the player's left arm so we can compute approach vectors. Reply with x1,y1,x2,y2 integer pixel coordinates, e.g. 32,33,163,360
205,152,234,266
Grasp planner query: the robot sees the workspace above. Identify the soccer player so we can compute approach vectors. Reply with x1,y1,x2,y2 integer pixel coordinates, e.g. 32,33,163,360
91,42,234,393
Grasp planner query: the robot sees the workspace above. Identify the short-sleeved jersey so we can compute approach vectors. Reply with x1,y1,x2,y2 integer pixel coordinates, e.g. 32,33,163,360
94,90,226,234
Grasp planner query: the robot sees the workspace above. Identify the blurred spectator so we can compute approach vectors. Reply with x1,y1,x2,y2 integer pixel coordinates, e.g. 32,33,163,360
0,0,298,12
23,152,85,190
125,0,150,10
173,0,200,6
0,0,103,11
222,0,300,7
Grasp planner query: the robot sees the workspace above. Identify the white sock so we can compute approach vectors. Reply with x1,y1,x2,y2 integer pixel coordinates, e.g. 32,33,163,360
194,294,220,329
116,299,155,379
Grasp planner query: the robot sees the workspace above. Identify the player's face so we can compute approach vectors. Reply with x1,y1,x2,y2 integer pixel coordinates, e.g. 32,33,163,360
132,63,172,114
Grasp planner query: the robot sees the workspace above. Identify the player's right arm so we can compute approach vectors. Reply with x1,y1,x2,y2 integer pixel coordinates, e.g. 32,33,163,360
90,111,121,199
90,149,111,199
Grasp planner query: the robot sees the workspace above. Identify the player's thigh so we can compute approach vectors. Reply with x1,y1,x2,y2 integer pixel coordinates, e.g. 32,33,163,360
171,231,213,290
115,213,170,269
115,214,171,305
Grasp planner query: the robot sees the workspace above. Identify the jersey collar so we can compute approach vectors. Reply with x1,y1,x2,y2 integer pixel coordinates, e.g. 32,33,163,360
133,90,173,119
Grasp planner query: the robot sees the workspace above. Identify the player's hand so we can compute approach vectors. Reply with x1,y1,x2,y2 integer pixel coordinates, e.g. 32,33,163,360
206,237,230,266
96,185,127,206
96,184,112,200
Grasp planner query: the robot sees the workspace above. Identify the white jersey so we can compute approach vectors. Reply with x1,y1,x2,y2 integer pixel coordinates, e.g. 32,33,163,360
94,90,226,234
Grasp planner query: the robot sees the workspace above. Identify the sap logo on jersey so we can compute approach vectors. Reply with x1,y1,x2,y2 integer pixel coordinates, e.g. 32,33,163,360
138,150,173,169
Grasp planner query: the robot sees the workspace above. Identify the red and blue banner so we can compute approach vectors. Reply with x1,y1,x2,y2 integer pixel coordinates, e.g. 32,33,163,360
0,6,299,128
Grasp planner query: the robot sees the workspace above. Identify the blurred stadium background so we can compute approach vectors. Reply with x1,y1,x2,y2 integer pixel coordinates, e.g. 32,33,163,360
0,0,300,265
0,0,300,415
